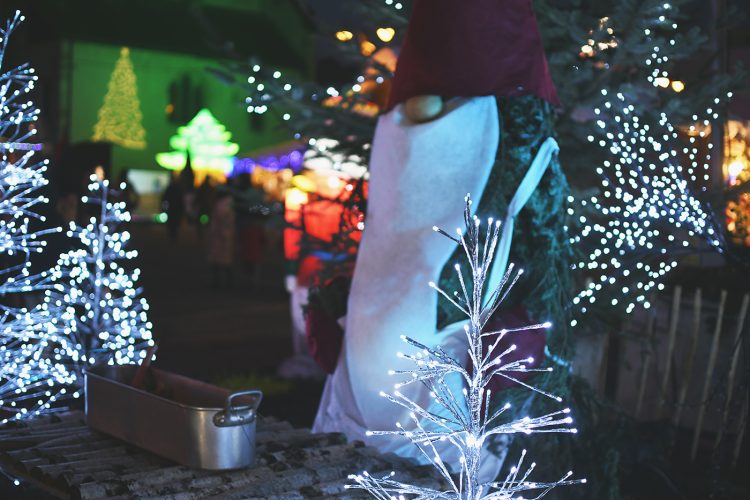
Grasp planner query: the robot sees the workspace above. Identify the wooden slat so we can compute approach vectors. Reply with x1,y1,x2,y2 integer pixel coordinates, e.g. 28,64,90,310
658,286,682,416
672,288,702,428
733,394,748,469
714,294,749,450
0,411,441,499
691,289,727,461
635,306,657,418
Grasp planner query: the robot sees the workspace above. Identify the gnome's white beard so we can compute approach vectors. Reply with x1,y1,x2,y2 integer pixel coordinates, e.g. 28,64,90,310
313,96,501,477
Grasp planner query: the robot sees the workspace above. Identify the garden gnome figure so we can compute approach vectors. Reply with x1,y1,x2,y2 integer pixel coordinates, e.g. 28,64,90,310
314,0,567,479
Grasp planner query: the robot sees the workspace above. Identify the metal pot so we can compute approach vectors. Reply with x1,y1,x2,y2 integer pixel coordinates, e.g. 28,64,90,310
85,364,262,470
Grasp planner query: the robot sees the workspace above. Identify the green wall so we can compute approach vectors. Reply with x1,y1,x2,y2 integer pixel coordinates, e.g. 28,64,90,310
69,42,291,177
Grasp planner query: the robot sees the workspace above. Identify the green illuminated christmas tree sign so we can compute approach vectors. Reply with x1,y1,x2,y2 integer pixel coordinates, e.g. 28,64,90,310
92,47,147,150
156,109,239,176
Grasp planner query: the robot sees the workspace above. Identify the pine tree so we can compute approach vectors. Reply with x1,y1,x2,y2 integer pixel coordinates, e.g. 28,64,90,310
156,108,239,178
229,1,739,171
92,47,147,150
534,0,743,177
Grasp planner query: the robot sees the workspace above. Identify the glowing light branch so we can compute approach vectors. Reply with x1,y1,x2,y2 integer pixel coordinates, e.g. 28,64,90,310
0,142,42,151
0,12,54,265
241,50,388,168
244,62,379,136
0,306,77,423
570,94,729,321
382,0,405,11
0,11,71,424
43,177,155,379
347,196,584,499
233,2,409,173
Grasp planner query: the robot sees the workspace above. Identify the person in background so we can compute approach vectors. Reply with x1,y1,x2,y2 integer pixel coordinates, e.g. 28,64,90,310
55,191,79,225
179,153,197,227
161,172,184,241
231,174,267,289
195,176,216,240
207,186,236,289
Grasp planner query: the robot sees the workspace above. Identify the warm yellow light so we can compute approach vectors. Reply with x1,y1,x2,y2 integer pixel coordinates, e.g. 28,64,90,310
291,174,316,192
671,80,685,93
335,30,353,42
655,77,670,88
92,46,146,150
580,45,594,56
94,165,105,180
360,39,376,56
728,160,746,179
376,27,395,43
285,187,309,211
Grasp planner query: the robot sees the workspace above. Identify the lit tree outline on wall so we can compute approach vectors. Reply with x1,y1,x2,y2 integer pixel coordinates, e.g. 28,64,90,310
92,47,147,150
44,177,155,378
348,197,584,499
0,11,74,423
156,108,239,177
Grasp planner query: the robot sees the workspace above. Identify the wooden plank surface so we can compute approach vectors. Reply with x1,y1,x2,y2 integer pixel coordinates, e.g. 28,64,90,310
0,412,439,499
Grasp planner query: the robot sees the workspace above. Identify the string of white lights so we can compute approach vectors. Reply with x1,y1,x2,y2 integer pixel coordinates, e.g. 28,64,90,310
569,5,731,324
0,11,57,275
43,177,155,379
0,306,77,423
347,196,584,499
0,10,73,424
1,174,156,424
242,1,403,165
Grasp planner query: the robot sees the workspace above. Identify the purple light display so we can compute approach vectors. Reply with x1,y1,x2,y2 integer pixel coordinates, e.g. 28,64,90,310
0,142,43,151
231,147,306,176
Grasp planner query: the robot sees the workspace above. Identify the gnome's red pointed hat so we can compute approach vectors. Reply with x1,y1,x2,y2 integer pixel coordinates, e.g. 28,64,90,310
387,0,559,111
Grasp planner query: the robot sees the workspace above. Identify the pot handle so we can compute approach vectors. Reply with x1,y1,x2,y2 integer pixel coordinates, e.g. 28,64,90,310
213,390,263,427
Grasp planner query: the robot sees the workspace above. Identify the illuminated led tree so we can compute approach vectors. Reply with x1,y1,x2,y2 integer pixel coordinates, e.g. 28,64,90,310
0,11,74,423
0,306,77,424
156,108,239,178
92,47,147,150
568,7,736,324
348,197,584,499
44,177,155,378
